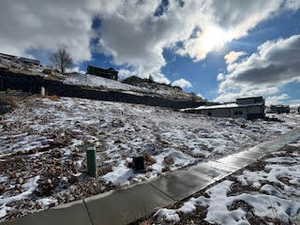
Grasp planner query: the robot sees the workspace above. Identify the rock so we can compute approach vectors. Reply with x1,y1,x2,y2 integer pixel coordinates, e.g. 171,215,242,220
10,172,17,179
52,150,62,158
144,152,156,166
68,175,78,184
241,124,247,128
35,178,57,197
114,139,122,144
163,155,174,166
17,177,24,184
0,184,5,194
15,184,22,192
49,202,56,207
35,201,43,210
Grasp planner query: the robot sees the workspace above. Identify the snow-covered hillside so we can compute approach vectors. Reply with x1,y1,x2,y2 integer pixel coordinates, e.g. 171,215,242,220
64,73,199,100
0,55,202,102
0,96,299,221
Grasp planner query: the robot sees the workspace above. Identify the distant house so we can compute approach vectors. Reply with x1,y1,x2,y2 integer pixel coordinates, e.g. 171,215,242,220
182,96,265,120
0,53,18,61
236,96,265,105
19,57,40,66
87,65,118,80
0,53,40,66
269,105,290,114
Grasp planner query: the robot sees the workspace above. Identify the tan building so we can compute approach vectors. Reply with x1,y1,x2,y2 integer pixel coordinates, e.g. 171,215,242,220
182,96,265,120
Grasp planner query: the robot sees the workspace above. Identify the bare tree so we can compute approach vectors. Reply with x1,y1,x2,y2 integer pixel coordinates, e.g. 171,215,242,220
50,47,73,74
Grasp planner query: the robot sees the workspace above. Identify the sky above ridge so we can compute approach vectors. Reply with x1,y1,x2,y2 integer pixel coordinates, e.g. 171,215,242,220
0,0,300,104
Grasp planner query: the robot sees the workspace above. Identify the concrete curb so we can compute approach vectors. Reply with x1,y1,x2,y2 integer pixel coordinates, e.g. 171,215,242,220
3,128,300,225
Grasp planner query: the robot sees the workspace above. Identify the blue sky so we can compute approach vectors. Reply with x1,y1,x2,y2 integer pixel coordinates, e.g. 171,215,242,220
1,0,300,105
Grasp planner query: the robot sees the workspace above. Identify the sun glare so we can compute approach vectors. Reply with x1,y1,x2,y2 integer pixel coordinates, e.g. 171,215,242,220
202,26,231,52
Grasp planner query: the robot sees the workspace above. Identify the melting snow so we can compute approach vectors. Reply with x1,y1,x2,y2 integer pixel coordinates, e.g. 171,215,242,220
154,150,300,224
0,176,40,219
1,96,300,222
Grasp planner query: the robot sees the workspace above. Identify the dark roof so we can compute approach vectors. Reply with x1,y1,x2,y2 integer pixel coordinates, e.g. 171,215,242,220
19,57,40,64
236,96,264,101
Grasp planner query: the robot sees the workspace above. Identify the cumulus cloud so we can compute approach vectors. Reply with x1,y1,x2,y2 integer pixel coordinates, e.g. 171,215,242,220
197,93,205,99
224,51,246,64
118,69,170,84
96,0,299,80
0,0,105,62
172,78,192,89
266,93,289,105
0,0,299,81
217,73,225,81
216,34,300,103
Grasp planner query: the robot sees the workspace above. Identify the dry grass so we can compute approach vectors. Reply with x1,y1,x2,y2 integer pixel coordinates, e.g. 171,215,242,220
46,95,60,101
0,96,18,107
0,95,18,115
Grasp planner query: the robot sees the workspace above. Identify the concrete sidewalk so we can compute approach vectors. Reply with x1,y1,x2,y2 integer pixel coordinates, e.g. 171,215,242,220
3,128,300,225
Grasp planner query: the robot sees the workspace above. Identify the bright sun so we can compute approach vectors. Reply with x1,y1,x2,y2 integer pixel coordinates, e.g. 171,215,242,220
202,26,231,52
188,25,234,60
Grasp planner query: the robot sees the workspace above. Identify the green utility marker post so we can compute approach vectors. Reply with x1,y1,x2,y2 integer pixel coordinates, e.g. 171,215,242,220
87,146,97,177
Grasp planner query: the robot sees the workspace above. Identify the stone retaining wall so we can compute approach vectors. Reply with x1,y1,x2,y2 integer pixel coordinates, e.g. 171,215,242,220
0,70,204,109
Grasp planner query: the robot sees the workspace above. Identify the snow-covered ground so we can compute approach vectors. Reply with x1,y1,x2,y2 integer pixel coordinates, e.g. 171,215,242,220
64,73,195,100
64,73,146,92
153,145,300,225
0,96,299,221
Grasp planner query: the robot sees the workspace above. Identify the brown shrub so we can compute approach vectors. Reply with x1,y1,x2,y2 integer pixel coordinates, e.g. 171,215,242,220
0,96,17,107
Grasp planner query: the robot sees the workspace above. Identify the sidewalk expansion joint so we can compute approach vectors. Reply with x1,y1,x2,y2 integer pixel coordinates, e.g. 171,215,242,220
149,183,177,202
83,199,95,225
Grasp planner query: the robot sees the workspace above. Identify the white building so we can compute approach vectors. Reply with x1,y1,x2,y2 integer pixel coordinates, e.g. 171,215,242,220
182,96,265,120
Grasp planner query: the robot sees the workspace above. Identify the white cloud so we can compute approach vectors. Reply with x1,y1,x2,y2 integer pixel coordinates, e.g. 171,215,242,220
216,34,300,103
224,51,246,64
217,73,225,81
0,0,299,81
118,69,170,84
96,0,299,80
118,69,136,80
266,93,289,105
197,93,205,99
0,0,108,62
285,0,300,10
67,66,86,74
172,78,192,89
